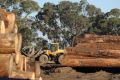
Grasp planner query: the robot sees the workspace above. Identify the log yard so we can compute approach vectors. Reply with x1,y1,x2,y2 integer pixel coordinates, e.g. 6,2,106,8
0,0,120,80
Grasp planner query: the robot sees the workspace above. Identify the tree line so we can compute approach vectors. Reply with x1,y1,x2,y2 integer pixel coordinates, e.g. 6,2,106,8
0,0,120,49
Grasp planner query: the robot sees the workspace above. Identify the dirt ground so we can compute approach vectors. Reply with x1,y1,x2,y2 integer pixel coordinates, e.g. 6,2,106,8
41,64,120,80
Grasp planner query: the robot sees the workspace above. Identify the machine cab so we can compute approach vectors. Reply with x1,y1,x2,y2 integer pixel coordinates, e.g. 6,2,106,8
48,43,64,56
49,43,59,52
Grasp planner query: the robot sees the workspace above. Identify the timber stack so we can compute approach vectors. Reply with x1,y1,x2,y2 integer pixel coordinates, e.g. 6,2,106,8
61,34,120,67
0,9,40,79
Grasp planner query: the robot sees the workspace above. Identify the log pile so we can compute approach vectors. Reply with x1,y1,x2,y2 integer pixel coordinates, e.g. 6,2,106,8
0,33,22,53
0,8,41,79
61,34,120,67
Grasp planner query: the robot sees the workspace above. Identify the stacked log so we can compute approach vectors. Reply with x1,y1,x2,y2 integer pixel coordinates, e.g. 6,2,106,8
61,58,120,67
0,8,41,79
0,54,14,77
62,34,120,67
73,34,120,45
0,9,16,33
0,33,22,53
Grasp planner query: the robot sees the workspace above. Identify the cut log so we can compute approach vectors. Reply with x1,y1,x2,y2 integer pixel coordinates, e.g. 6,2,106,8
0,54,14,77
15,34,22,64
4,12,16,33
9,70,35,80
63,34,120,67
23,56,28,71
75,43,120,50
61,58,120,67
0,33,22,54
66,50,120,58
0,11,16,34
15,34,22,52
16,55,29,72
66,43,120,58
63,51,120,59
35,61,41,78
8,54,14,77
63,55,95,59
74,34,120,45
0,8,39,80
0,20,5,33
16,55,24,71
13,24,18,33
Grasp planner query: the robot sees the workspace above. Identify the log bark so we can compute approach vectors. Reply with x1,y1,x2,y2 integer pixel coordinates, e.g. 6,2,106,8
0,10,16,34
75,43,120,50
0,54,14,77
16,55,24,71
64,35,120,67
4,13,16,33
0,33,22,54
0,54,37,79
9,70,35,80
23,56,28,71
15,34,22,64
63,55,94,59
0,9,38,79
74,34,120,45
0,20,5,33
35,61,41,78
66,43,120,57
61,58,120,67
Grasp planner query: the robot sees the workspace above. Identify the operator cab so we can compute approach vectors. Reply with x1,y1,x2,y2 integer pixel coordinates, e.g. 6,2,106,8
48,43,59,52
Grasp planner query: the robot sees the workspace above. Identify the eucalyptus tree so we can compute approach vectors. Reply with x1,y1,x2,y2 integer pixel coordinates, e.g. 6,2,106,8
36,1,90,46
0,0,42,47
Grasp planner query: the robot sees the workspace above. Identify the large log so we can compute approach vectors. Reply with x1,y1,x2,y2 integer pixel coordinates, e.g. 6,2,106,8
0,33,22,64
63,34,120,67
0,20,5,33
9,70,35,80
0,54,36,79
0,54,14,77
65,44,120,58
63,55,94,59
73,34,120,46
0,10,16,33
74,50,120,58
0,8,40,80
76,43,120,50
61,58,120,67
0,33,22,54
35,61,41,78
4,13,16,33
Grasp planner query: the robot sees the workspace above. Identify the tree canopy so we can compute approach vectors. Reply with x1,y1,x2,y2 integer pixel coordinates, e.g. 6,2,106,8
1,0,120,48
0,0,48,50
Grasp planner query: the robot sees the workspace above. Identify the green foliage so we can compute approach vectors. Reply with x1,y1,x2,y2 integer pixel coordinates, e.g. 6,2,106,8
86,5,102,17
36,1,91,46
109,8,120,17
20,0,40,13
1,0,120,48
0,0,46,49
35,0,120,47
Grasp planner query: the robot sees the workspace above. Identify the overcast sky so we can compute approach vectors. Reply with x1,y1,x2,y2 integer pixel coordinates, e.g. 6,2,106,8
34,0,120,13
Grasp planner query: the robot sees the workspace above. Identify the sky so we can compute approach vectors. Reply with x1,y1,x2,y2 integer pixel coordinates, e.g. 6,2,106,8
34,0,120,13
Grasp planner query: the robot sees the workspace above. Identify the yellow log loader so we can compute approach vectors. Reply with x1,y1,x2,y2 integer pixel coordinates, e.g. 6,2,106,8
22,43,65,64
39,43,64,64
